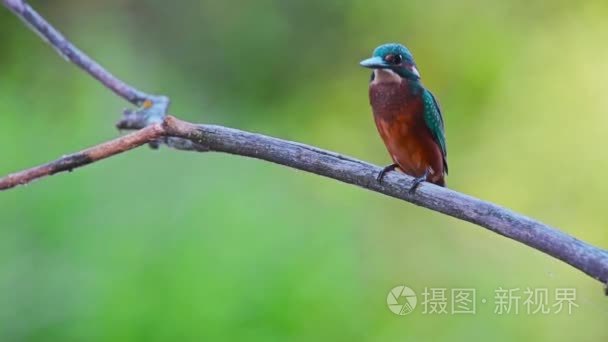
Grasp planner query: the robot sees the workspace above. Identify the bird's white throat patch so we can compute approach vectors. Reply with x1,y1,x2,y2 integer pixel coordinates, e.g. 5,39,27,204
372,69,402,84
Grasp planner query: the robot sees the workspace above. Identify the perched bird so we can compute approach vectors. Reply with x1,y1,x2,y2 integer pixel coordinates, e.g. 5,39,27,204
360,43,447,192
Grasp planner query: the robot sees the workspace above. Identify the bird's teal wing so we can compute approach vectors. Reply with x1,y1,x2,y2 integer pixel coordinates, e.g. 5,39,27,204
422,89,448,173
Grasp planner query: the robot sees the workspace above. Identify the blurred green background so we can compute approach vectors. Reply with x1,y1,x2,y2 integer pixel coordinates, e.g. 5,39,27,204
1,0,608,340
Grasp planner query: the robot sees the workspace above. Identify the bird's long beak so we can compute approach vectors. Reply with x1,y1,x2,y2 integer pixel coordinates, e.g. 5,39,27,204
360,56,389,69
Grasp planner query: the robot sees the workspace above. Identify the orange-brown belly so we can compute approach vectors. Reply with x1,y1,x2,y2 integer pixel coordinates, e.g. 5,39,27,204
374,115,445,186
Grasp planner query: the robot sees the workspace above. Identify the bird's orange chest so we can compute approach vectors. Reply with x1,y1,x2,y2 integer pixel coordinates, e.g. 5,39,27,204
369,80,434,176
369,80,425,146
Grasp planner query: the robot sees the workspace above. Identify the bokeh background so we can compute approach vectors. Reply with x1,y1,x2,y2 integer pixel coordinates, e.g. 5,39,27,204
1,0,608,340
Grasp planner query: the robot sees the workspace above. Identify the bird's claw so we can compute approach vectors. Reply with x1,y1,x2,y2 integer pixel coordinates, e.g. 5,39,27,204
408,169,430,194
377,164,398,184
408,176,425,194
377,164,430,194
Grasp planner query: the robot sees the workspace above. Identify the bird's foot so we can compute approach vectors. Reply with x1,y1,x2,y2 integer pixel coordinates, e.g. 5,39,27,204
376,163,399,184
408,169,430,194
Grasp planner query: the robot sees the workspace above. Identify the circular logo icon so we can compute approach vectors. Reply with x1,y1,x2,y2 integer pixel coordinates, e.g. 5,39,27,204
387,285,417,315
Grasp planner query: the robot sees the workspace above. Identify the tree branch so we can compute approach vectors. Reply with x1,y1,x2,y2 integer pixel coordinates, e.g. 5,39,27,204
3,0,158,106
2,0,608,290
164,117,608,288
2,0,169,127
0,123,164,190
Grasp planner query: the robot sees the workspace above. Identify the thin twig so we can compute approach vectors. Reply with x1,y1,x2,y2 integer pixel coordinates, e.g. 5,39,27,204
3,0,152,105
0,123,164,190
2,0,169,125
2,0,608,290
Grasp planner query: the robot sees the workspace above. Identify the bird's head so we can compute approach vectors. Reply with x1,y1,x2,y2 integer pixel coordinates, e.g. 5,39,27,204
360,43,420,81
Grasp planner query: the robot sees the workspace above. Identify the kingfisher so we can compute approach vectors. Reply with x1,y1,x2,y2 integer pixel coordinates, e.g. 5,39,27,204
360,43,447,192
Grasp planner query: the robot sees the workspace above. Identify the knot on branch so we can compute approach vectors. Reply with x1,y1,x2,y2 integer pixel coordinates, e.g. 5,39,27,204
116,95,170,130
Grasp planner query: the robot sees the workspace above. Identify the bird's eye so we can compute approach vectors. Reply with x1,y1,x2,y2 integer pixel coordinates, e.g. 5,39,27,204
385,54,403,65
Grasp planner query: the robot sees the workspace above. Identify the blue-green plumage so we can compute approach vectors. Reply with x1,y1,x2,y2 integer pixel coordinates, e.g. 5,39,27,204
423,89,448,173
